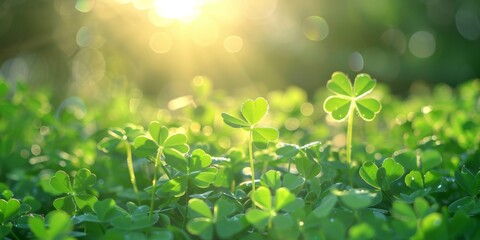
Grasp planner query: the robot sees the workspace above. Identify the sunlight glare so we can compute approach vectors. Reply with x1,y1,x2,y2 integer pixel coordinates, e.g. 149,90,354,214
153,0,203,21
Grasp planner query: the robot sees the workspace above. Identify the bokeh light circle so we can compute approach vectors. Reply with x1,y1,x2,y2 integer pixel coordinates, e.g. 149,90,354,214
149,32,173,54
223,35,244,53
455,8,480,41
349,52,364,72
408,31,436,58
303,16,329,41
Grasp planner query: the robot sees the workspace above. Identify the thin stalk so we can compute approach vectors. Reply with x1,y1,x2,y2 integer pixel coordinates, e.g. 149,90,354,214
124,141,139,195
346,105,354,187
249,129,256,194
184,170,189,227
10,230,20,240
230,179,236,193
150,148,162,220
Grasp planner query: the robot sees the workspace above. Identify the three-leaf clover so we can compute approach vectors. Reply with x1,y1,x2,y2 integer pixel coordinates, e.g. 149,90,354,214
222,97,279,193
360,158,405,190
186,197,248,240
222,97,279,149
49,168,98,214
133,122,190,218
323,72,381,121
245,186,304,231
157,149,217,197
28,211,74,240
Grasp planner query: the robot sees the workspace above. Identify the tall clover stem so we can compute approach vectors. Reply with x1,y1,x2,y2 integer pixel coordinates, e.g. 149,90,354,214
346,105,354,187
249,129,256,194
150,148,162,220
125,141,139,194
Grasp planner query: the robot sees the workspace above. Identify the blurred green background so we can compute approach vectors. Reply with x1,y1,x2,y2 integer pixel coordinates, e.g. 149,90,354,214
0,0,479,101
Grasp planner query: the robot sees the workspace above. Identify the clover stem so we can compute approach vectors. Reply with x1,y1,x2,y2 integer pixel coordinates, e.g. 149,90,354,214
125,141,139,195
150,148,162,220
287,158,292,173
249,129,256,195
10,229,20,240
347,105,354,187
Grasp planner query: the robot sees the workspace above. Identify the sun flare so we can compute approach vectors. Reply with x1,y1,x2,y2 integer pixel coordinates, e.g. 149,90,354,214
153,0,204,21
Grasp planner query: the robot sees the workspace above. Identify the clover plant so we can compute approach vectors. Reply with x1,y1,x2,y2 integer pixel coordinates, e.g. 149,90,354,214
222,97,279,194
98,125,143,196
323,72,381,185
133,121,189,219
49,168,98,214
186,196,247,240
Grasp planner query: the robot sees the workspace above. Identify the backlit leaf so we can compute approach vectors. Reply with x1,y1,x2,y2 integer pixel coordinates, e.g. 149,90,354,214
295,156,321,179
323,96,351,121
53,196,76,214
274,187,295,211
73,168,96,192
133,136,158,158
163,133,186,147
188,199,212,219
355,98,381,121
241,97,268,125
245,209,270,230
45,211,73,239
252,127,279,143
74,194,98,210
189,149,212,172
221,113,249,128
359,162,380,189
192,171,216,188
382,158,405,184
0,199,20,224
50,171,72,194
353,74,376,97
327,72,353,96
251,187,272,210
164,148,187,173
28,215,46,239
405,171,424,189
148,122,168,145
186,218,213,240
260,170,282,190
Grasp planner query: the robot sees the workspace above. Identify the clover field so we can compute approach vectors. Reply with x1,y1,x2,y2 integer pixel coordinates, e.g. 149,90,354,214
1,73,480,240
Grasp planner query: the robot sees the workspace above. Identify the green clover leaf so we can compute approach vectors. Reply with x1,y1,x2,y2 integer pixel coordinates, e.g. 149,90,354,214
221,97,278,194
187,197,247,240
323,72,381,121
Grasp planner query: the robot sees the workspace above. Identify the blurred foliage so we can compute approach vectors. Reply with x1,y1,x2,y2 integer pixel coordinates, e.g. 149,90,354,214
0,0,479,102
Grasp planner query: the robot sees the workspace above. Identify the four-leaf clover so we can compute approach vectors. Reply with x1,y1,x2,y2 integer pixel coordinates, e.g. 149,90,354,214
323,72,381,121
